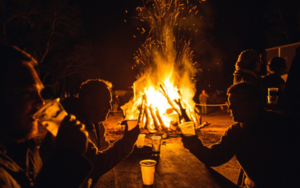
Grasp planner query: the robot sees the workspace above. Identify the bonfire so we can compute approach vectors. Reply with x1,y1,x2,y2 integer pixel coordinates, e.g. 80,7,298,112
122,0,201,133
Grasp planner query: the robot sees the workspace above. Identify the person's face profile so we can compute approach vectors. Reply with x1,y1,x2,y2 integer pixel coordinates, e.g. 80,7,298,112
83,88,112,123
2,63,44,140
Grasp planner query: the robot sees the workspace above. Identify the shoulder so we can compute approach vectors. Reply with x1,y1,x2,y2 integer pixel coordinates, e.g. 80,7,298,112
223,122,243,138
219,122,244,144
227,122,242,133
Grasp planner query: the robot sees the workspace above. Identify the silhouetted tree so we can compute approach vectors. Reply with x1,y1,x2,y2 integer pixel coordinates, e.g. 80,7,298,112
0,0,99,97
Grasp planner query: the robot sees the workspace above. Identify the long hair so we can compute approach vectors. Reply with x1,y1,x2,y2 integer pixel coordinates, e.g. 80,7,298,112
235,49,260,71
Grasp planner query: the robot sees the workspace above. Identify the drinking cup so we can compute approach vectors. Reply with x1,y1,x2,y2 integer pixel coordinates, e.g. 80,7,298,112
127,120,138,131
125,112,139,131
125,112,139,121
179,121,195,136
33,98,68,136
151,136,161,155
268,88,279,104
136,134,146,148
140,159,157,186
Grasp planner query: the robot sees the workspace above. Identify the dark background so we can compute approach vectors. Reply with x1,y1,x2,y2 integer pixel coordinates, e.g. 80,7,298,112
1,0,299,100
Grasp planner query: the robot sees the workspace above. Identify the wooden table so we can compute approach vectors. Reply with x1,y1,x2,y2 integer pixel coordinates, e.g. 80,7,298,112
94,143,239,188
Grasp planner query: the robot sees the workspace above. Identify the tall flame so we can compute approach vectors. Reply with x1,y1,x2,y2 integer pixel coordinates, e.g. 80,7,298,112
124,0,201,129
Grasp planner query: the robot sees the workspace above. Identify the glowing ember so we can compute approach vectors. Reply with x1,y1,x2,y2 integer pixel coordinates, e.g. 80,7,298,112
122,0,201,131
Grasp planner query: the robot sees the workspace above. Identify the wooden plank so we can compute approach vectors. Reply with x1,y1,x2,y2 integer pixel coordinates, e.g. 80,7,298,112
94,168,116,188
165,143,238,188
94,143,238,188
114,154,144,188
157,144,217,188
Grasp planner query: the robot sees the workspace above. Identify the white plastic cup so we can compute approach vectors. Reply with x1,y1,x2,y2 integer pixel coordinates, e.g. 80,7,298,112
179,121,195,136
140,159,157,186
136,134,146,148
127,120,138,131
151,136,161,155
268,88,279,104
33,98,68,136
125,112,139,121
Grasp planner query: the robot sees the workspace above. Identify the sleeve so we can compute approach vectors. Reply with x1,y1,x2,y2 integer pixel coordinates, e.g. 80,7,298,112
34,148,92,188
181,124,240,167
85,125,139,181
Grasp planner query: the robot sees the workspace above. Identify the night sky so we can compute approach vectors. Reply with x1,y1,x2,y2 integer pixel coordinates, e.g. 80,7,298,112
71,0,296,97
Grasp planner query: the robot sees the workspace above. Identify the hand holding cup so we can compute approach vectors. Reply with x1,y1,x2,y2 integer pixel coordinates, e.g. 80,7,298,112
55,114,89,155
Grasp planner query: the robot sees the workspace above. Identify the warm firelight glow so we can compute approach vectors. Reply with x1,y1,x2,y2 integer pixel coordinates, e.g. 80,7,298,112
121,0,201,131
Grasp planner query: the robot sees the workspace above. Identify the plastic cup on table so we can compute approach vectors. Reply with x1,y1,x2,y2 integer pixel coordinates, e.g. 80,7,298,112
136,134,146,148
151,136,161,155
140,159,157,186
179,121,196,136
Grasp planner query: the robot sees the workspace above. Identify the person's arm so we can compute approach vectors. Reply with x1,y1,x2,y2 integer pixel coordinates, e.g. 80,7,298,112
181,124,240,167
36,115,92,188
85,124,139,181
35,148,92,188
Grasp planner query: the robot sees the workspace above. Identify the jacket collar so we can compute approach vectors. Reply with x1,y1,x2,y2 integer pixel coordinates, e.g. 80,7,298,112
239,68,258,78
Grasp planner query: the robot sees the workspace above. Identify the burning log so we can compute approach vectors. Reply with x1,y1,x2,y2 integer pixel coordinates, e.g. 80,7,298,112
125,0,201,134
159,83,181,117
148,105,161,130
138,95,146,124
154,107,168,129
144,105,150,129
173,98,191,123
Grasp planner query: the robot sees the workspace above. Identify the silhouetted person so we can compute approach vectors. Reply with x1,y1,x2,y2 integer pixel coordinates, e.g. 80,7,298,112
61,80,111,151
199,90,209,114
261,57,287,107
283,47,300,186
41,79,140,187
181,82,291,188
0,44,91,187
284,47,300,117
233,49,266,103
233,50,262,85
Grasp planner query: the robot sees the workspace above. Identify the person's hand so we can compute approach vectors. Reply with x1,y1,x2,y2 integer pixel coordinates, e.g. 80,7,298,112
181,134,200,151
55,114,89,155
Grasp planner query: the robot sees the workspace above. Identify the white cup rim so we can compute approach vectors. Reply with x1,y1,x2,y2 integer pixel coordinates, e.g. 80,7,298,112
140,159,157,167
151,136,161,139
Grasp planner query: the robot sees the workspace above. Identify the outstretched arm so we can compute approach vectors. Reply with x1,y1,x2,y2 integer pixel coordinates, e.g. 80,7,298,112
181,124,240,167
85,124,139,182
